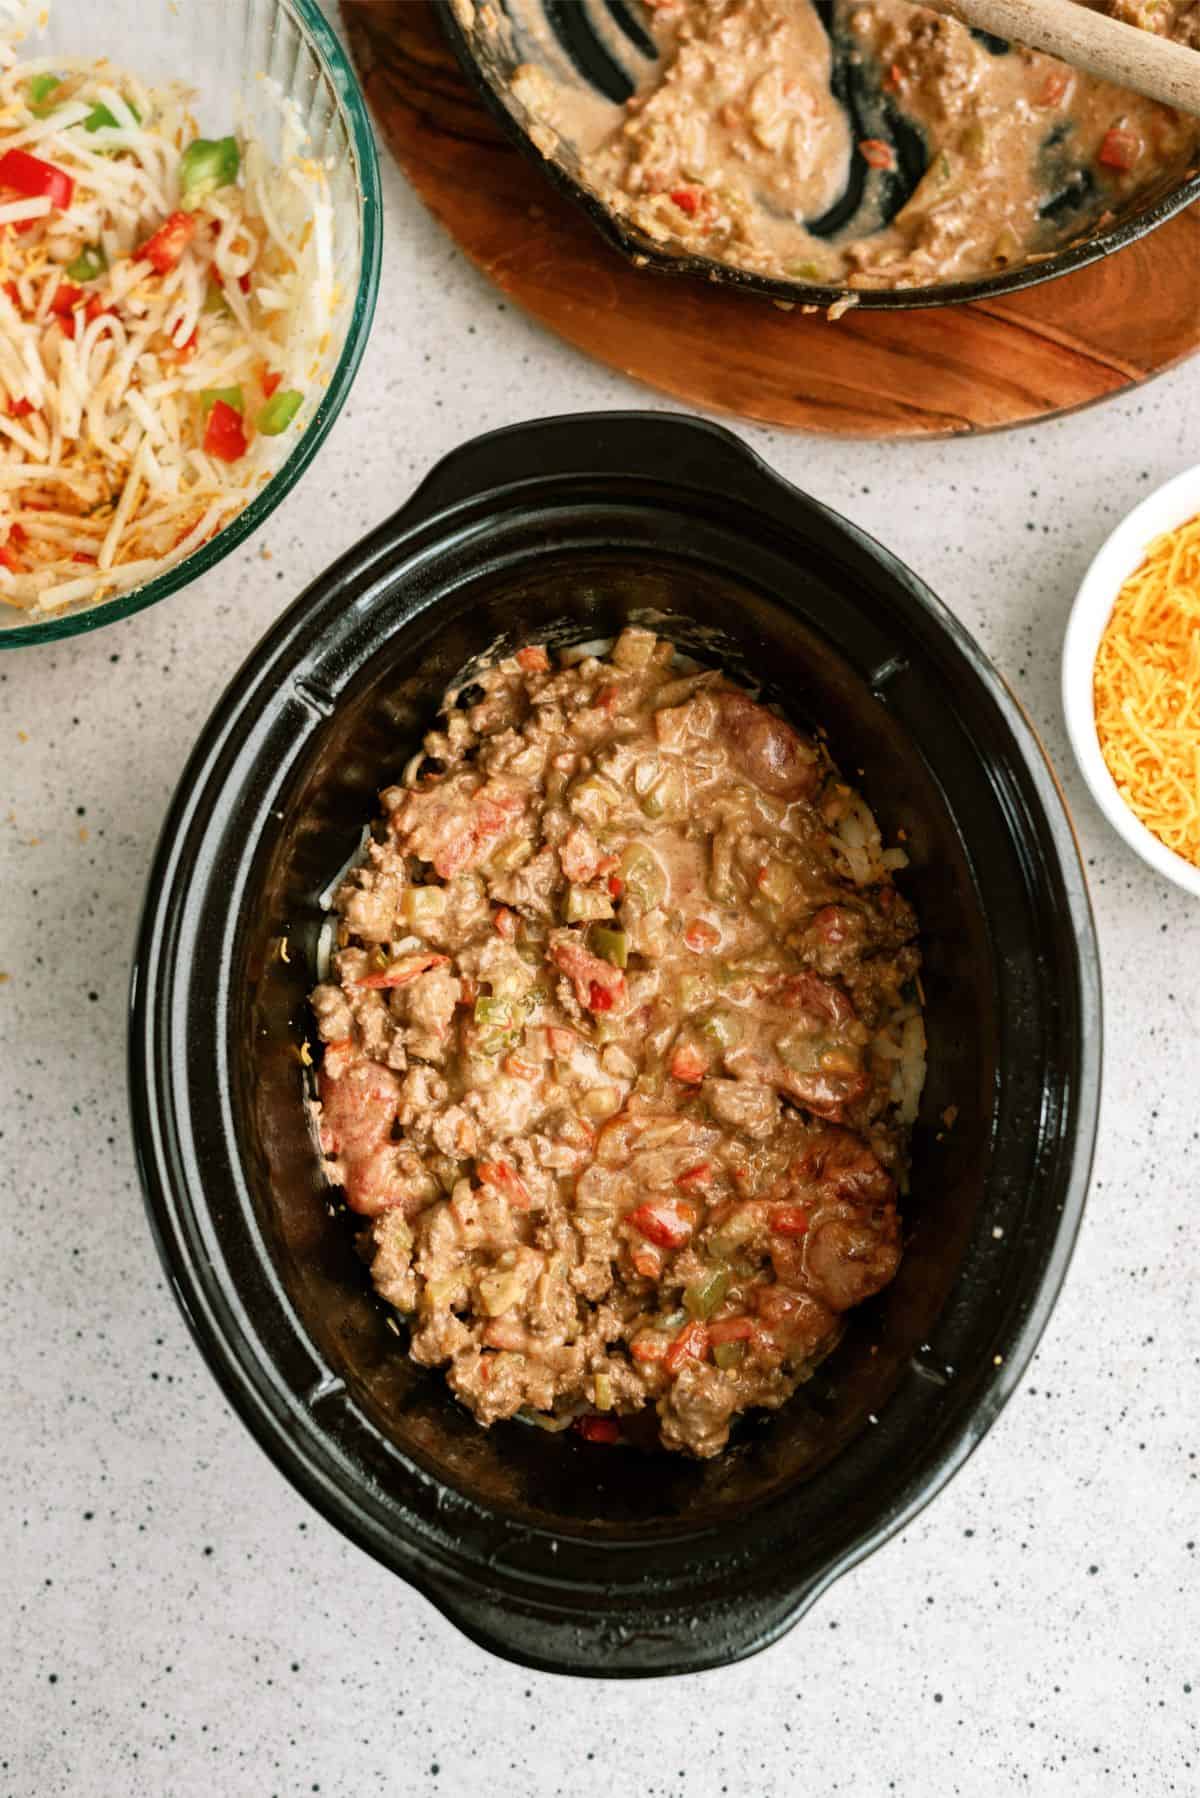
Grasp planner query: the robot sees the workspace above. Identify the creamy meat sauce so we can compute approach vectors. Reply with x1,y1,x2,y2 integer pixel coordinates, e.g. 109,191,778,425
310,631,924,1456
514,0,1200,289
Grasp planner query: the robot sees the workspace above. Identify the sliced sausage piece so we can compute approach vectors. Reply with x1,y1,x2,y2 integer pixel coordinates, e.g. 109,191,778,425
773,968,856,1029
750,1283,840,1360
317,1058,429,1215
717,689,822,801
724,1046,869,1124
702,1076,780,1141
802,1210,901,1311
774,1063,871,1121
794,1126,895,1207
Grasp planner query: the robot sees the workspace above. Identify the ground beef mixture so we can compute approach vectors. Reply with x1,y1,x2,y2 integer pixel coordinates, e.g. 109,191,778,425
510,0,1200,290
309,631,924,1456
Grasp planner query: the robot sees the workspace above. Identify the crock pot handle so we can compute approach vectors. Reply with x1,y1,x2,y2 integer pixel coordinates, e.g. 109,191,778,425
393,410,790,529
414,1561,833,1678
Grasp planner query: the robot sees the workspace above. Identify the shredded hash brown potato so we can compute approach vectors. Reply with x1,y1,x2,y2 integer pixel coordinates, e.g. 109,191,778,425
1094,514,1200,869
0,12,337,618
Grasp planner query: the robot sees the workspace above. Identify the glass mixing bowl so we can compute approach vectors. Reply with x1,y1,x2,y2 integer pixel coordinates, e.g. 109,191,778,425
0,0,382,647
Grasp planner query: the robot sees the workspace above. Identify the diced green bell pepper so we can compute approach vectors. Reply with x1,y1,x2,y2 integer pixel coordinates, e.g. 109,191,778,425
474,995,514,1031
84,99,141,132
700,1007,742,1051
28,74,61,112
589,925,628,969
564,885,612,924
257,389,303,436
65,244,106,283
199,385,244,419
618,842,667,909
684,1266,731,1321
179,135,240,207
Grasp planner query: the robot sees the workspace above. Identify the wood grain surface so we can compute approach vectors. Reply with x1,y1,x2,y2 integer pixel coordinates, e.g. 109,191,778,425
342,0,1200,438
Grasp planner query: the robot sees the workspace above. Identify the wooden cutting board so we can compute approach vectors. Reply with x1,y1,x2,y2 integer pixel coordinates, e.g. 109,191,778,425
342,0,1200,438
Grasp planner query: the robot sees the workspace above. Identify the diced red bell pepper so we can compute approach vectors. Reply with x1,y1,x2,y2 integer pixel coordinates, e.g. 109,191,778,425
573,1414,620,1444
0,523,26,570
8,396,34,418
261,367,282,398
0,147,74,211
670,187,699,216
858,138,896,171
664,1319,710,1375
476,1161,532,1208
631,1246,663,1281
574,1413,621,1443
669,1041,709,1084
627,1198,695,1250
770,1205,810,1237
353,951,448,990
630,1333,669,1363
138,209,198,274
676,1162,714,1192
607,875,624,899
49,282,82,318
202,396,248,462
1098,127,1141,172
551,938,626,1013
516,644,549,673
592,683,619,713
2,280,19,307
683,919,720,953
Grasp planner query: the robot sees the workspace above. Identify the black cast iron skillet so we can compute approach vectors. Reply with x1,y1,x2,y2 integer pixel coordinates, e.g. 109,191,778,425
433,0,1200,311
130,411,1101,1676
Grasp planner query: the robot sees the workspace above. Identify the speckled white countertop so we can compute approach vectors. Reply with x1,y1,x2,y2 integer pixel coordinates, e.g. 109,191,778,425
4,19,1200,1794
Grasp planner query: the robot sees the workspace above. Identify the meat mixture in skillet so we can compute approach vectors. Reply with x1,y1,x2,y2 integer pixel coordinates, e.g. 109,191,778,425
310,631,924,1457
512,0,1200,289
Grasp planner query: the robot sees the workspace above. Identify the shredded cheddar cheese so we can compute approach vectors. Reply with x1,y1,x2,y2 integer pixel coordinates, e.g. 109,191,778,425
1094,514,1200,869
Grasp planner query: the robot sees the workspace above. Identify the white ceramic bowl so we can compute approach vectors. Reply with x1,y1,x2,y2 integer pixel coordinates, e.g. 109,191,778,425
1063,463,1200,900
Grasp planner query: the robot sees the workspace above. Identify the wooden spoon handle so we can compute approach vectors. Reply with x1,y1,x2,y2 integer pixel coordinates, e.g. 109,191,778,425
926,0,1200,116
